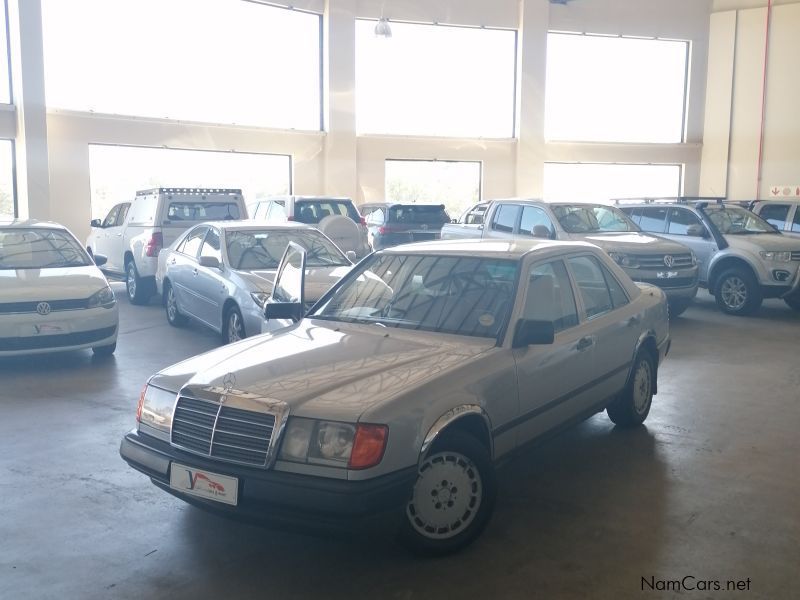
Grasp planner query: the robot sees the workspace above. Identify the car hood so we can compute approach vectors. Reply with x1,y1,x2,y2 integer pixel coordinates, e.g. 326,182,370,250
567,231,689,254
150,320,495,422
724,232,800,252
0,265,108,301
235,265,352,302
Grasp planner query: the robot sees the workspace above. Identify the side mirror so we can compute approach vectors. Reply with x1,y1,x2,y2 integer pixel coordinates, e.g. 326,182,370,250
345,250,357,263
90,219,102,228
686,224,707,238
264,301,303,322
198,256,221,269
93,253,108,267
451,218,458,224
512,319,555,348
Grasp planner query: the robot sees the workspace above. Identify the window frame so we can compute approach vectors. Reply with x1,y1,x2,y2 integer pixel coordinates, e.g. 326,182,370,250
0,138,16,218
179,225,208,259
565,253,617,321
758,203,791,230
522,258,580,334
491,203,522,234
666,207,705,236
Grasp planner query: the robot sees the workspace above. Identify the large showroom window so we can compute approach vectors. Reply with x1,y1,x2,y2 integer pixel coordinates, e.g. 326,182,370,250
543,163,682,203
0,139,14,217
356,21,516,138
0,0,9,104
545,33,689,143
385,159,482,217
41,0,321,129
88,145,291,220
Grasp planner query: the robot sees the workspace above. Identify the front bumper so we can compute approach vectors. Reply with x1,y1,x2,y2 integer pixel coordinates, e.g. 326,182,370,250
120,430,417,522
625,267,699,300
0,306,118,356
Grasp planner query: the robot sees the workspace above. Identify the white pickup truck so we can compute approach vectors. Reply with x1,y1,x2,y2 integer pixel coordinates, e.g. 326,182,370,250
442,199,700,315
87,188,246,305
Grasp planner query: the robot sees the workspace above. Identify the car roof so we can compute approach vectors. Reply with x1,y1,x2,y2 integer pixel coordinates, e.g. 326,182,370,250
0,219,69,230
198,220,317,232
380,238,600,259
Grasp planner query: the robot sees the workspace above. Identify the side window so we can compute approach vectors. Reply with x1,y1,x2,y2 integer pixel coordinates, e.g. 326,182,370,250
181,226,207,258
524,260,579,332
625,207,642,224
115,203,130,226
519,206,555,239
759,204,790,229
253,202,267,220
102,205,120,228
464,209,485,225
491,204,520,233
271,201,287,221
567,255,614,319
639,207,668,233
667,208,704,235
793,207,800,232
199,228,222,262
600,264,629,308
366,208,384,225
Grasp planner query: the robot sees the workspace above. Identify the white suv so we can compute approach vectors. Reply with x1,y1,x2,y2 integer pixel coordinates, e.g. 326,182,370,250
250,196,371,258
750,199,800,239
87,188,246,305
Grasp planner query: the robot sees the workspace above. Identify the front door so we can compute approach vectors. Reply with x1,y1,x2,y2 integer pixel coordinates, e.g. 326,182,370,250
192,227,226,330
664,207,716,283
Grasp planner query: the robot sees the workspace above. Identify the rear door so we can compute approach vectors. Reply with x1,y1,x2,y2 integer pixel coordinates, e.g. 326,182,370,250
484,204,521,240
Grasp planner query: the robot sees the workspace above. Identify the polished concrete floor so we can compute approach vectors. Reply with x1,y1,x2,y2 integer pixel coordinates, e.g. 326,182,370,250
1,283,798,599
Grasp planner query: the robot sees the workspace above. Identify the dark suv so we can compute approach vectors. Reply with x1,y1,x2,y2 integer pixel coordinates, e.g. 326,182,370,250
361,203,450,250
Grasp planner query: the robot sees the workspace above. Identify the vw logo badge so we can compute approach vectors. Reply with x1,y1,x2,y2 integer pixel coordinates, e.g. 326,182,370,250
36,302,51,316
663,255,675,268
420,223,428,230
222,372,236,392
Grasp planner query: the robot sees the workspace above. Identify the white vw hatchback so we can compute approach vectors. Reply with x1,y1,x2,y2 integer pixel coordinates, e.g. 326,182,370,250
0,220,119,357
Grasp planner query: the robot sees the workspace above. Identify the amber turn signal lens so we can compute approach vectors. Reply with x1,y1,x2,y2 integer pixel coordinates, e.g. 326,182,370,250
136,386,146,422
348,424,388,470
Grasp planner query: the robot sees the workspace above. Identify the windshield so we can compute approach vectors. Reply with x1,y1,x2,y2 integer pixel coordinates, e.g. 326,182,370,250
387,205,450,225
0,228,91,269
705,205,776,234
225,229,349,270
553,204,639,234
311,254,518,339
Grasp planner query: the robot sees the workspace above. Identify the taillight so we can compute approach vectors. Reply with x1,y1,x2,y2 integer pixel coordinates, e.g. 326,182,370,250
378,226,387,235
136,386,146,422
348,424,388,470
144,232,163,257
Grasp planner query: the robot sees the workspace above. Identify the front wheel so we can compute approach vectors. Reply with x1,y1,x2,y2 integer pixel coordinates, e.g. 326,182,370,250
784,294,800,311
714,268,762,315
607,351,655,427
398,431,496,555
222,305,245,344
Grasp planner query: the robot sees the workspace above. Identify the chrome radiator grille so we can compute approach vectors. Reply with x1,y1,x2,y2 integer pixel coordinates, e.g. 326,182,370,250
791,251,800,261
171,396,276,467
634,253,694,269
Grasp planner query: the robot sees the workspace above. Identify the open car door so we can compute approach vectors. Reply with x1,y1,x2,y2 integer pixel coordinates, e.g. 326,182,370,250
264,242,306,322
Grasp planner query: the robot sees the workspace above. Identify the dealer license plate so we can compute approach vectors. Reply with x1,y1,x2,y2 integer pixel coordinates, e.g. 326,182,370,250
656,271,679,279
169,463,238,506
32,323,64,335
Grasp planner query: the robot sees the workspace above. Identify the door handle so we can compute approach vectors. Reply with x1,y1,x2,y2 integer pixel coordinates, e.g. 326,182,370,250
577,336,594,351
115,233,123,237
169,258,176,265
627,315,640,326
192,268,198,276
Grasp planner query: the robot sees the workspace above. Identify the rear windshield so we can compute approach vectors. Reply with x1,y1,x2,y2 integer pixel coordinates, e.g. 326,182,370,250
388,205,450,225
294,201,361,224
0,228,92,269
167,202,241,222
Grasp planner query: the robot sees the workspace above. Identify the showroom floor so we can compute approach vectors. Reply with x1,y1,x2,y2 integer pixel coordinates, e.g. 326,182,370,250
1,283,798,600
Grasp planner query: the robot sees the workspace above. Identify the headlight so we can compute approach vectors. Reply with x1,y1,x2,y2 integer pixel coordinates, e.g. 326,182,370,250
608,252,640,268
137,384,176,437
760,251,792,262
250,292,270,308
279,418,388,470
88,285,116,308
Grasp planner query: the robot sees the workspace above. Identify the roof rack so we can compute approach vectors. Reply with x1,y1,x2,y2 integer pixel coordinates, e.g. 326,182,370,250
136,188,243,196
612,196,726,205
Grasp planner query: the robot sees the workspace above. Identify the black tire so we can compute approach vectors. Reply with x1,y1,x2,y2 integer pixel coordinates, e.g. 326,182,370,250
607,351,655,427
668,298,692,318
714,267,762,315
398,430,496,556
125,259,153,305
784,294,800,311
164,281,188,326
92,342,116,357
222,305,245,344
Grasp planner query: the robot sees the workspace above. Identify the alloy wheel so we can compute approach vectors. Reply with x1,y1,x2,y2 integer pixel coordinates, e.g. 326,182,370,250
721,276,747,311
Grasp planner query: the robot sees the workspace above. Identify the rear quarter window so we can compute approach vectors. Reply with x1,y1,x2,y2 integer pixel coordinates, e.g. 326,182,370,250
167,202,241,221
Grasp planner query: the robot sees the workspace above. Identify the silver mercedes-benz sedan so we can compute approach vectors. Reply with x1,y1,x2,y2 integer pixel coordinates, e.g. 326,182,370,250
155,221,354,343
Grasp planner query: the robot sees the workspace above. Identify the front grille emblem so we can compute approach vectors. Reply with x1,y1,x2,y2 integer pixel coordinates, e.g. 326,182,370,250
222,372,236,392
36,302,51,316
663,255,675,268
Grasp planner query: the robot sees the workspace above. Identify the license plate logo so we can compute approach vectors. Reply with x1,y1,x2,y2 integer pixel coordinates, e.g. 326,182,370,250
656,271,679,279
169,463,238,506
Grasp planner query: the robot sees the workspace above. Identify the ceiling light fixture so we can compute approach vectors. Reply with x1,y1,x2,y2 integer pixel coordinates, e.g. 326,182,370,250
375,17,392,38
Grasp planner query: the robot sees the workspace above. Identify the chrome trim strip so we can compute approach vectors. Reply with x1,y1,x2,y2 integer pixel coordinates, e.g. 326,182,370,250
420,404,493,459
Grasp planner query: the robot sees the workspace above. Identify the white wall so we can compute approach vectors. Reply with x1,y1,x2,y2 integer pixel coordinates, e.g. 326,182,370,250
7,0,713,240
699,1,800,199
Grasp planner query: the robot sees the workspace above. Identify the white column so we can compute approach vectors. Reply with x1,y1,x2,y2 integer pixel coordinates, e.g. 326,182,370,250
323,0,359,201
7,0,51,219
515,0,549,198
